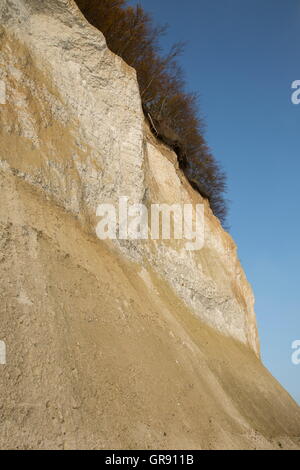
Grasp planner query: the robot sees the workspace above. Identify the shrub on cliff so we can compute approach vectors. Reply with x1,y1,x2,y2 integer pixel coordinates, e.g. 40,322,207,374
75,0,228,225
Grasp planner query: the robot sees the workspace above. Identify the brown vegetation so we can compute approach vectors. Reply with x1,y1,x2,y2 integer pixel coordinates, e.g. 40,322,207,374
75,0,228,224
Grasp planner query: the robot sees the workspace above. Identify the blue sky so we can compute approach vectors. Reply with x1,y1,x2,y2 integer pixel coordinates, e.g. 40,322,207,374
129,0,300,404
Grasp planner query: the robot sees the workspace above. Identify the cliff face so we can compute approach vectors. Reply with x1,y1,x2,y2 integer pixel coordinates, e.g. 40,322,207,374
0,0,299,450
0,0,258,354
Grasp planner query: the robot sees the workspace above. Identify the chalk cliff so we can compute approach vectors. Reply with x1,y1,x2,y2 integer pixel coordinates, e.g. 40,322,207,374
0,0,299,449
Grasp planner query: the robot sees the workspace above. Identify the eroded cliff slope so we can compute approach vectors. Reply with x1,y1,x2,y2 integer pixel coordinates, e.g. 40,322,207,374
0,0,299,449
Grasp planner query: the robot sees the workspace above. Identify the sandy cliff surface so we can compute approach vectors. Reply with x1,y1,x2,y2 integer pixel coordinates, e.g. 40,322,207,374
0,0,299,449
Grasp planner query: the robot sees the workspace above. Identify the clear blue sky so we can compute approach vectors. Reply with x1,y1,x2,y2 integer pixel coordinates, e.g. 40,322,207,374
129,0,300,404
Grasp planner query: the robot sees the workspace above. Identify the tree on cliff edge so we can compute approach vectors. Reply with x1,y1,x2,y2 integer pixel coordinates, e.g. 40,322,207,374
75,0,228,226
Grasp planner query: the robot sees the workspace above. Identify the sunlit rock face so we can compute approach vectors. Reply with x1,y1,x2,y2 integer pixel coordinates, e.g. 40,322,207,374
0,0,299,450
0,0,258,353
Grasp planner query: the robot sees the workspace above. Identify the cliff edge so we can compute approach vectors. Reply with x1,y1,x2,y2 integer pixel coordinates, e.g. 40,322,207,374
0,0,299,449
